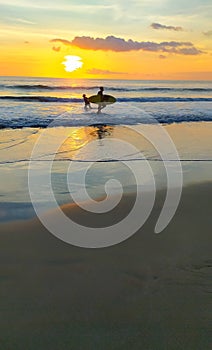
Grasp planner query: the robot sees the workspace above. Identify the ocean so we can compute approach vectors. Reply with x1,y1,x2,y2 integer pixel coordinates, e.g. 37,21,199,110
0,76,212,128
0,76,212,222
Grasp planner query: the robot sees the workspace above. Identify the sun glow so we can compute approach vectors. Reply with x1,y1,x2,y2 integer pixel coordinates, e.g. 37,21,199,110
62,55,83,72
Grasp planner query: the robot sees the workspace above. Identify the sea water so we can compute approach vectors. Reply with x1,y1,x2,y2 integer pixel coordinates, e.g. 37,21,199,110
0,77,211,221
0,77,212,128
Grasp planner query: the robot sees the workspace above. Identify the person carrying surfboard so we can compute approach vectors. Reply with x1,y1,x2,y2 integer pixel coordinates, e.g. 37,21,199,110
87,89,116,111
97,87,106,113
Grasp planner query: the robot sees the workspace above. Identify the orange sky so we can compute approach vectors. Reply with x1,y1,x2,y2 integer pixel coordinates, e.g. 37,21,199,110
0,0,212,80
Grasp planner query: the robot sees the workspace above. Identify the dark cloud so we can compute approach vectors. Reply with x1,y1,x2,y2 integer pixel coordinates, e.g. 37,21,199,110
51,38,72,45
203,30,212,36
151,23,183,31
50,36,202,55
52,46,61,52
177,47,202,55
87,68,124,75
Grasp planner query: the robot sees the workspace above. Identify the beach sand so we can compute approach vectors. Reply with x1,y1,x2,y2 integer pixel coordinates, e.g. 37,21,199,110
0,182,211,349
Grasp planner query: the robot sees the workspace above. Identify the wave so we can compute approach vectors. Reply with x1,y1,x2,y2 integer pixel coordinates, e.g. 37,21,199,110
1,95,212,103
1,113,212,129
0,84,212,92
0,96,79,102
0,84,99,91
119,97,212,102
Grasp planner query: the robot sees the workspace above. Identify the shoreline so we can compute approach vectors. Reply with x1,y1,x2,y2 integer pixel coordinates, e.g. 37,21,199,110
0,176,211,224
1,180,211,231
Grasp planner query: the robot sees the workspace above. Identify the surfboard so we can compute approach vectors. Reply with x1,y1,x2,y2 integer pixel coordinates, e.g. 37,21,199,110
88,94,116,104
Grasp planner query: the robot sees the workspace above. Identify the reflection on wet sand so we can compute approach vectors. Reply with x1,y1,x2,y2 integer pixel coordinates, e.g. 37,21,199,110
89,124,114,140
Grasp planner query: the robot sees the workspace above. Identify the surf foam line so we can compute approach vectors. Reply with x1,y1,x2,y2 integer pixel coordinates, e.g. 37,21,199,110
1,116,212,129
0,96,212,103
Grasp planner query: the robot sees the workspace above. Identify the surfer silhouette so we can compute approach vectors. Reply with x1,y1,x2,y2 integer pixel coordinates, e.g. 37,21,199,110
82,94,92,110
97,87,106,113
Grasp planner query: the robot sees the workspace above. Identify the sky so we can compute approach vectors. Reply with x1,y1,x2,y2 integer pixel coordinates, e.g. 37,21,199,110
0,0,212,79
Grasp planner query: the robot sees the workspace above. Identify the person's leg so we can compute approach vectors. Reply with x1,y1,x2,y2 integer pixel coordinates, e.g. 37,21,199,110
97,104,101,113
100,102,106,111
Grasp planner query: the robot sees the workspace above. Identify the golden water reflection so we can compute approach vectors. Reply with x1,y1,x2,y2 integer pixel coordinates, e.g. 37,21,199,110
57,125,114,159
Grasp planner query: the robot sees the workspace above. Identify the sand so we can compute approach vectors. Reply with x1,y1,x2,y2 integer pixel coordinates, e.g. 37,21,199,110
0,182,211,349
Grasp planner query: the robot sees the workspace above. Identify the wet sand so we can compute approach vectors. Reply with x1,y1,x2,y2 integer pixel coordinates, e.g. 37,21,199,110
0,182,211,349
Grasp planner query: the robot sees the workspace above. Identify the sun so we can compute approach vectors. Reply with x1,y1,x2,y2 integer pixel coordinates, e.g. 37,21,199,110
62,55,83,72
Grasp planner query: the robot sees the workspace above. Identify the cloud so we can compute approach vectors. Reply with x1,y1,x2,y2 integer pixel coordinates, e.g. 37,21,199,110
86,68,125,75
159,55,166,59
0,1,114,11
151,23,183,31
7,17,36,25
51,38,72,46
177,47,202,55
203,30,212,36
50,36,202,55
16,18,36,25
52,46,61,52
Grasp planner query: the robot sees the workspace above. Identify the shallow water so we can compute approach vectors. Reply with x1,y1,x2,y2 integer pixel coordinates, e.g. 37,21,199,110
0,122,212,222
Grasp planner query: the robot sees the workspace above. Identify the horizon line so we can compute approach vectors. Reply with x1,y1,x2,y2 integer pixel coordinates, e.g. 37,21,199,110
0,75,212,82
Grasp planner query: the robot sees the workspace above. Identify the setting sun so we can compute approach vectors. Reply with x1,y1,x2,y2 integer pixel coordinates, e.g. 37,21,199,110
62,55,83,73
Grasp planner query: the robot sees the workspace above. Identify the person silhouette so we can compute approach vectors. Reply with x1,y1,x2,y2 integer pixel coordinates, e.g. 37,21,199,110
97,87,106,113
82,94,92,110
